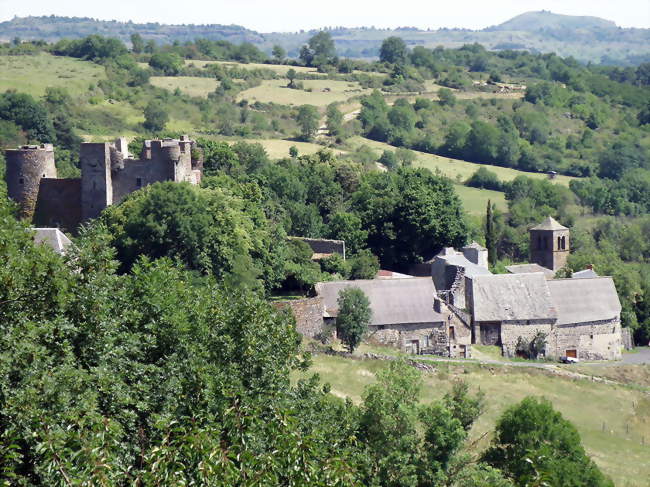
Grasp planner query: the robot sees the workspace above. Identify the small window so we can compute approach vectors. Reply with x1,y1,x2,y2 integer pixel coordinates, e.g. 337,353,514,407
42,173,46,177
136,177,142,188
590,334,594,339
557,236,561,249
18,178,24,185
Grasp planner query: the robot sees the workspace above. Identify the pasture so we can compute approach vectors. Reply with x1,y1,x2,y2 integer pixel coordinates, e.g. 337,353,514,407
296,351,650,487
149,76,219,97
236,138,344,159
184,59,320,75
347,136,576,186
237,79,372,106
454,184,507,215
0,53,105,97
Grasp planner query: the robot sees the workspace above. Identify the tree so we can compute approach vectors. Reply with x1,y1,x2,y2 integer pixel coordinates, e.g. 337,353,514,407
336,287,371,352
483,397,613,487
326,103,344,137
130,33,144,53
286,68,297,88
438,87,456,106
300,31,336,67
485,200,498,266
272,44,286,63
348,248,379,280
395,147,416,167
328,212,368,255
143,101,169,132
296,104,319,141
289,145,299,158
380,36,408,64
148,52,183,75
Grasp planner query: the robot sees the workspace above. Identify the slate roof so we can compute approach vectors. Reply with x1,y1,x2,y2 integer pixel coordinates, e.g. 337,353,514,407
470,273,557,322
572,268,599,279
428,248,491,278
314,278,445,326
506,263,555,278
530,216,568,231
32,228,73,255
547,277,621,325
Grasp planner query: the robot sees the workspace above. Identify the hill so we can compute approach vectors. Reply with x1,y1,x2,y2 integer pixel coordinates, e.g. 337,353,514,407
1,12,649,65
487,10,617,32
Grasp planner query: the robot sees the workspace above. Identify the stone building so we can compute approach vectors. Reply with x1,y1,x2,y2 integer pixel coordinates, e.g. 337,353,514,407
314,278,472,358
529,216,570,272
288,237,346,260
5,136,202,231
466,273,622,361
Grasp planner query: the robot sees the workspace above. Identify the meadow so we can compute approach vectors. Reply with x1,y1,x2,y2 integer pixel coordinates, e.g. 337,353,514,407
149,76,219,97
296,351,650,487
184,59,320,75
348,136,576,186
0,53,105,97
237,79,372,106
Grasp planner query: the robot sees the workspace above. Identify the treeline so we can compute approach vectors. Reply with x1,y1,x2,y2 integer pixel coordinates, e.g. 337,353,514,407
0,194,613,486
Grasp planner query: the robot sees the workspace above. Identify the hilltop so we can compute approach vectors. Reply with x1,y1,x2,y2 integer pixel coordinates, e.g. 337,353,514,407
486,10,617,32
1,11,649,65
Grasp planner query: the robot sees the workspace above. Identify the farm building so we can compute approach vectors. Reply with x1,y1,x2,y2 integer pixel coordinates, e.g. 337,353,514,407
314,278,472,358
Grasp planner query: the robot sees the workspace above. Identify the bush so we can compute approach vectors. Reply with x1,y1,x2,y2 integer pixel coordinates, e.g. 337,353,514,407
465,167,503,191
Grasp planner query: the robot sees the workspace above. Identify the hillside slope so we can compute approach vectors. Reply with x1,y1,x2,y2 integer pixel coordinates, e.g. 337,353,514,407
0,12,649,64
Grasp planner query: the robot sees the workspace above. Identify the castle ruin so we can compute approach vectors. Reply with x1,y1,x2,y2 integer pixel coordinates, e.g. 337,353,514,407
5,136,203,231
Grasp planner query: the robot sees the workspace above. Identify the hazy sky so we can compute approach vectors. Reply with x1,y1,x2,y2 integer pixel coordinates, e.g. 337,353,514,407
1,0,649,32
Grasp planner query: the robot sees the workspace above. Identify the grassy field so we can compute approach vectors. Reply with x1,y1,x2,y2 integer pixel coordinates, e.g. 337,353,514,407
236,138,345,159
0,53,105,97
149,76,219,97
184,59,320,75
237,79,372,106
296,352,650,487
454,185,507,215
348,136,576,187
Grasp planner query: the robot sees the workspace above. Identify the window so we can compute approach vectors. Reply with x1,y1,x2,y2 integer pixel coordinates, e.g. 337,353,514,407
561,236,566,250
449,326,455,340
378,325,385,330
136,177,142,188
18,178,24,185
557,236,561,249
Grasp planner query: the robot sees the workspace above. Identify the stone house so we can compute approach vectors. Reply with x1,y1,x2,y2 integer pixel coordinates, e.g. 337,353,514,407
314,278,472,358
466,273,622,360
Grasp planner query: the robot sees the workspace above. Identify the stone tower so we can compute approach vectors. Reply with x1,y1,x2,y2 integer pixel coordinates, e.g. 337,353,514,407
80,142,113,221
529,216,569,271
5,144,57,219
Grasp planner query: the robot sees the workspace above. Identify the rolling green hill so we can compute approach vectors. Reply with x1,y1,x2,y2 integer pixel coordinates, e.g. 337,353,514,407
1,12,648,65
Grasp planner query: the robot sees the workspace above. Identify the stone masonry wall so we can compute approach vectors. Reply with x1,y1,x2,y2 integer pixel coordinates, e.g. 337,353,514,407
552,318,622,361
500,319,555,358
275,297,325,339
33,178,82,232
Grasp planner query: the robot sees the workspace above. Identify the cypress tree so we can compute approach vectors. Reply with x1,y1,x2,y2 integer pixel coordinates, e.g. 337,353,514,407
485,200,497,266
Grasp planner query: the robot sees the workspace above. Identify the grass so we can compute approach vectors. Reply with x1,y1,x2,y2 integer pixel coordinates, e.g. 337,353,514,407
454,185,507,215
235,138,345,159
184,60,320,75
149,76,219,97
237,79,372,107
348,136,576,187
0,53,105,97
296,353,650,486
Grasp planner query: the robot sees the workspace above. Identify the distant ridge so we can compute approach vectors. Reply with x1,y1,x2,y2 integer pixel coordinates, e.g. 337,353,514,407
1,12,649,66
486,10,618,32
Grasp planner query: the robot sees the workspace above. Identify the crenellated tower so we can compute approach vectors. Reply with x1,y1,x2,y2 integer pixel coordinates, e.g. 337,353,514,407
5,144,57,219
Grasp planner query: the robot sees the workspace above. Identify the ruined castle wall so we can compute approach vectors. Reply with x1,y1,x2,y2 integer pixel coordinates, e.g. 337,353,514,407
552,318,622,361
111,159,171,204
33,178,82,232
5,145,56,220
80,143,112,221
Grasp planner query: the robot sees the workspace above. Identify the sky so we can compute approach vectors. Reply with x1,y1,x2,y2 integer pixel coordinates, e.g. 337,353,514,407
0,0,649,32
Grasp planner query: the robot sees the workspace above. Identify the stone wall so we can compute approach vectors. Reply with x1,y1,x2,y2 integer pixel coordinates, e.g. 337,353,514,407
499,319,555,357
291,237,346,259
552,318,622,361
5,145,57,219
33,179,82,232
275,297,325,339
368,322,449,355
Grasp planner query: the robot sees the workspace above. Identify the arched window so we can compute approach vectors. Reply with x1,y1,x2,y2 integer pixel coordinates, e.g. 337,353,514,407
561,236,566,250
557,236,561,249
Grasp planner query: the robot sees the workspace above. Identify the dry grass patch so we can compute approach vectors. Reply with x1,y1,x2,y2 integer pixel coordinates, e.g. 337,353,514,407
149,76,219,97
237,79,372,106
184,60,320,75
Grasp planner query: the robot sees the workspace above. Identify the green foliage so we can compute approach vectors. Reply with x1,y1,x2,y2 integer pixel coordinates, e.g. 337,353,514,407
437,88,456,107
336,287,371,352
148,51,183,75
348,248,380,280
326,103,344,138
296,104,320,141
380,37,408,65
485,200,498,267
300,31,337,68
466,167,503,191
327,211,368,255
143,100,169,132
0,90,55,142
483,397,613,487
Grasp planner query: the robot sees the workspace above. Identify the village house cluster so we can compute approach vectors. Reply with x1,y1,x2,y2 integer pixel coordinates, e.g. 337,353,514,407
285,217,626,362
